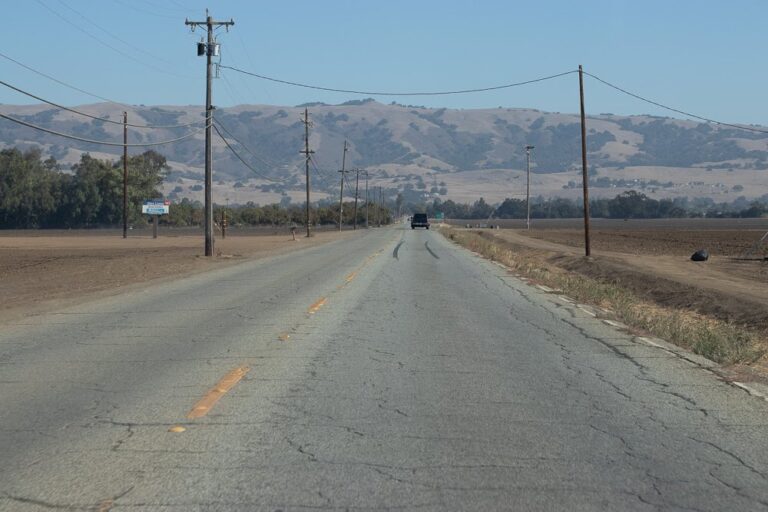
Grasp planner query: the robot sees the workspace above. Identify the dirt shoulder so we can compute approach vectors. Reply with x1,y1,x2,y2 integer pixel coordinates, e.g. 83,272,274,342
489,230,768,330
485,229,768,330
0,229,360,322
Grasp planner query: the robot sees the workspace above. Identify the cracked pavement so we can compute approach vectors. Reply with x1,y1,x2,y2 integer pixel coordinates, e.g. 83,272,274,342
1,227,768,511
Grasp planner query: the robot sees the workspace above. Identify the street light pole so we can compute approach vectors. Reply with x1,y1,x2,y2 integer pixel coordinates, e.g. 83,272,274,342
525,145,535,230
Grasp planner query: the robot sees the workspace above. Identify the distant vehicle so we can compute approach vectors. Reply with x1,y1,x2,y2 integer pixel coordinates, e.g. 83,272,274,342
411,213,430,230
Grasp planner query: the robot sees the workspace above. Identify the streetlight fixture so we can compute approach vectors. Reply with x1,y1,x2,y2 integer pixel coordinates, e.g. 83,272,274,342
525,145,535,230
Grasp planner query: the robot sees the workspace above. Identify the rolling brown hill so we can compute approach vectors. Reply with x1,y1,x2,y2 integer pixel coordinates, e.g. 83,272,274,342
2,99,767,204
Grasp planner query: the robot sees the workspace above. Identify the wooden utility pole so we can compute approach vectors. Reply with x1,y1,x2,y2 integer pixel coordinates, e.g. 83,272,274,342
363,171,369,228
578,65,591,257
377,187,382,227
122,112,128,239
300,108,314,237
353,169,360,230
338,140,348,231
185,12,234,256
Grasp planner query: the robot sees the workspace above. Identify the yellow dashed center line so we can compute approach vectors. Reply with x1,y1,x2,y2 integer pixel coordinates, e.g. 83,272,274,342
345,271,357,283
187,366,250,419
308,297,327,314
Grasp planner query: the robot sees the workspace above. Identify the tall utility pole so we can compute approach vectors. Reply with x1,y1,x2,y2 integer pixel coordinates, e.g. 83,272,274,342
377,187,382,227
122,112,128,239
578,65,591,257
185,12,234,256
353,169,360,230
365,172,370,228
337,140,348,231
300,108,314,237
525,145,535,230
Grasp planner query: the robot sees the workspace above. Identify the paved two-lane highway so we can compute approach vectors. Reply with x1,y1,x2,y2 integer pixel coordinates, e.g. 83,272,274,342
1,227,767,511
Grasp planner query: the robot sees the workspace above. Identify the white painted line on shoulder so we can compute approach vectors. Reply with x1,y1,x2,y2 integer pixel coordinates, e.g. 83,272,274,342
577,306,596,317
732,382,768,401
603,319,628,329
638,336,666,349
535,285,554,292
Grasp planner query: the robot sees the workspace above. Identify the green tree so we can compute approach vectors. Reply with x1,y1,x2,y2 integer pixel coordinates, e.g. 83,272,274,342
0,147,67,228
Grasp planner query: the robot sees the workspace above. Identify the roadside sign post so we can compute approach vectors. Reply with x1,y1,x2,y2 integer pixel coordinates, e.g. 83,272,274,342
142,200,170,239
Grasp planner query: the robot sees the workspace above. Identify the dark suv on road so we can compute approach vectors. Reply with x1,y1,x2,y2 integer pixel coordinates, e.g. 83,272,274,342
411,213,430,230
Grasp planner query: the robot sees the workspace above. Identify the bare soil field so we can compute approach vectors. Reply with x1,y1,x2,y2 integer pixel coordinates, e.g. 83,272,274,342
0,227,358,321
462,219,768,334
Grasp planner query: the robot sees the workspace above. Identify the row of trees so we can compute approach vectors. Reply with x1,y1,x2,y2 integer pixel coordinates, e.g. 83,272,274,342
0,147,167,228
420,190,768,220
168,198,392,228
0,148,392,229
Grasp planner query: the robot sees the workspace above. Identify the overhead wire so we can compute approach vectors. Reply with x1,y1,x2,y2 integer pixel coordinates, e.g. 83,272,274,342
56,0,195,76
34,0,190,79
212,123,287,183
109,0,178,20
235,33,275,104
220,65,579,96
220,63,768,134
309,154,336,183
0,51,133,108
0,112,208,147
212,117,284,170
583,71,768,134
308,155,334,189
0,79,204,129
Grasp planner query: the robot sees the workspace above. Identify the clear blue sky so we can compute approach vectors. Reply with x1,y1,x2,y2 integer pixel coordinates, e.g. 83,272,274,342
2,0,767,125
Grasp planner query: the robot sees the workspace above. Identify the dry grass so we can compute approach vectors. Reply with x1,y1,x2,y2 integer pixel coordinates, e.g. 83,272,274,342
443,228,765,365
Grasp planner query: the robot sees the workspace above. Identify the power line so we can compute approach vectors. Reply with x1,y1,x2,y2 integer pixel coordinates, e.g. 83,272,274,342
0,79,204,129
212,123,287,183
0,112,208,147
309,155,334,188
309,155,335,184
212,117,283,169
109,0,178,20
583,71,768,135
34,0,190,79
220,65,578,96
56,0,194,76
0,51,133,108
308,156,330,183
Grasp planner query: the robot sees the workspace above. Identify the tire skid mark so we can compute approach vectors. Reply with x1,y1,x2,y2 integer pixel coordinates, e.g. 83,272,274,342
424,241,440,259
393,240,404,260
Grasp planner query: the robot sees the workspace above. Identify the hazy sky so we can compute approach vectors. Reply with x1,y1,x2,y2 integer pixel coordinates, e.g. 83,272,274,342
2,0,766,125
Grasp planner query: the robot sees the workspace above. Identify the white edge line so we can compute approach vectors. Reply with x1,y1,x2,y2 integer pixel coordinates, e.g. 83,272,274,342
732,382,768,401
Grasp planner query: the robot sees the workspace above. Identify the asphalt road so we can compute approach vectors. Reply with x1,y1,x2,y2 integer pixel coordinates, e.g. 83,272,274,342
1,226,767,511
